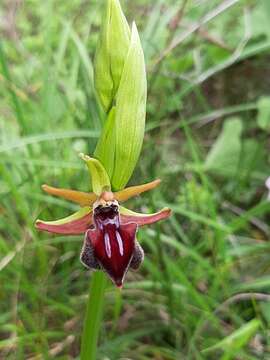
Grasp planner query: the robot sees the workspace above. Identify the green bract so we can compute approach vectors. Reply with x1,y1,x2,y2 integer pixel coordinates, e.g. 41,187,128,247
94,107,116,178
94,0,147,191
112,22,146,190
94,0,130,112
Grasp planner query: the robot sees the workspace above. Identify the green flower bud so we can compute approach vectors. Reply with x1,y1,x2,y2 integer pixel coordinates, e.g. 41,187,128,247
94,1,147,192
94,0,130,112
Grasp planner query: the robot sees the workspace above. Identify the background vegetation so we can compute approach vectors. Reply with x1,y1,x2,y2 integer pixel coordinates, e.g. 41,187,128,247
1,0,270,358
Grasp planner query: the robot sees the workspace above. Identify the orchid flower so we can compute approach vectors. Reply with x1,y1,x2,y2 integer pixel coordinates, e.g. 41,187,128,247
35,154,171,287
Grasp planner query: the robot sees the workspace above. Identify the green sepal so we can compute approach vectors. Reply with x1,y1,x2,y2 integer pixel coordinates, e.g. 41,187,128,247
94,0,130,113
112,22,147,190
79,154,111,195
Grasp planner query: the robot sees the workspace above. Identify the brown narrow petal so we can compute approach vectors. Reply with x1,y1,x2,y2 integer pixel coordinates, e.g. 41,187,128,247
114,179,161,202
120,206,171,226
42,184,97,207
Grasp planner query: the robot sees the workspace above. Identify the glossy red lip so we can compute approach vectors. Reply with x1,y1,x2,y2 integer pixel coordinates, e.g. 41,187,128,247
86,212,137,286
85,204,136,287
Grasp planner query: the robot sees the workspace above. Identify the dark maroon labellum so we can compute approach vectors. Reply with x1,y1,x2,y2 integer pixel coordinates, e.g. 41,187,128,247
87,203,138,287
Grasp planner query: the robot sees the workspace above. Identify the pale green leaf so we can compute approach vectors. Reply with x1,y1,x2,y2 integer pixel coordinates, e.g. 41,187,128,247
205,118,243,177
257,96,270,131
260,301,270,325
202,319,260,356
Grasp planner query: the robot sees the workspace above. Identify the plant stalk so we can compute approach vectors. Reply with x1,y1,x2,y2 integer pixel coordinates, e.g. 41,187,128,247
80,271,107,360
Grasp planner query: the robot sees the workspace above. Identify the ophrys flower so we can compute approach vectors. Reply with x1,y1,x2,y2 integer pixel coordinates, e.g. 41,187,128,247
35,154,171,287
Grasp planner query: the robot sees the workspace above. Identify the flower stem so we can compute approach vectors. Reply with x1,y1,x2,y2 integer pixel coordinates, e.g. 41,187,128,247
80,271,107,360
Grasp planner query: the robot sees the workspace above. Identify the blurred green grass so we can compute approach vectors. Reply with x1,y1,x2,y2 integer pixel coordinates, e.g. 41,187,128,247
1,0,270,358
